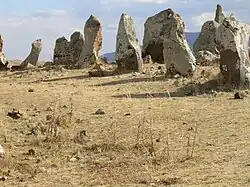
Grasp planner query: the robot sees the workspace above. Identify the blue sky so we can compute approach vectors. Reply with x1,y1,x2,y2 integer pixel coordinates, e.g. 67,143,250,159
0,0,249,60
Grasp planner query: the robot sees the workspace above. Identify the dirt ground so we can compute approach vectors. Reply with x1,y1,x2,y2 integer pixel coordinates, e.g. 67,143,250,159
0,63,250,187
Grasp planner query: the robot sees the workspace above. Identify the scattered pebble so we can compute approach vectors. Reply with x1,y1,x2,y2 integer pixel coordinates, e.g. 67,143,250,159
28,88,35,92
7,109,23,119
95,108,105,115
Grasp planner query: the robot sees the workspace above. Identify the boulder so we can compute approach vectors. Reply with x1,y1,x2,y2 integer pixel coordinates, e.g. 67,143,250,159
20,39,42,68
0,35,8,70
216,15,250,87
193,5,224,65
70,31,84,64
142,10,168,63
115,13,143,73
193,21,220,55
53,37,72,66
162,9,196,76
77,15,102,68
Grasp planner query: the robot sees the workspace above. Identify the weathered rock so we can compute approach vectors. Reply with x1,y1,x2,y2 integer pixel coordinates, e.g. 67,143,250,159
115,13,143,73
69,31,84,64
143,10,168,63
20,39,42,68
143,55,153,64
162,9,196,76
196,51,219,66
0,35,9,70
0,144,4,160
216,15,250,87
193,21,220,56
193,5,225,65
53,37,72,66
0,144,4,167
77,15,102,68
215,4,225,24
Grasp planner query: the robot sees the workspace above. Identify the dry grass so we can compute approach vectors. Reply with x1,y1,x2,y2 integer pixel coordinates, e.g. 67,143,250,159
0,63,250,186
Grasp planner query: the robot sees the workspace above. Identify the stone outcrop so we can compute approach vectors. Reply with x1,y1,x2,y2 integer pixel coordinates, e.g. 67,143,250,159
53,37,72,66
70,31,84,64
53,32,84,68
162,9,196,76
193,21,220,56
0,35,8,70
193,4,225,65
216,15,250,87
20,39,42,68
115,13,143,73
142,10,168,63
0,143,4,162
77,15,102,68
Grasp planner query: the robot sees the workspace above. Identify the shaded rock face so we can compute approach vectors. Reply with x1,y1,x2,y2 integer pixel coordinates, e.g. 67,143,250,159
53,32,84,68
216,16,250,87
77,15,102,68
115,13,143,73
193,5,225,65
162,9,196,76
193,21,220,55
70,31,84,63
20,39,42,68
53,37,72,66
143,10,169,63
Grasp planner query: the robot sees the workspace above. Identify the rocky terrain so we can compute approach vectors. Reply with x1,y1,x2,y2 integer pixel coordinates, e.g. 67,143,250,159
0,3,250,187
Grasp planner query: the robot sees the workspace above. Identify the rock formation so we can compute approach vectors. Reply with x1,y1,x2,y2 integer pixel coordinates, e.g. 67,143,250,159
53,37,72,66
115,13,143,73
193,4,225,65
143,10,168,63
20,39,42,68
216,15,250,87
162,9,196,76
53,32,84,68
70,31,84,64
0,35,8,70
77,15,102,68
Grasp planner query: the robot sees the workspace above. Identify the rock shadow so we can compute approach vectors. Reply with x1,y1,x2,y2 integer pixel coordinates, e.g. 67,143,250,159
112,79,232,99
94,75,167,86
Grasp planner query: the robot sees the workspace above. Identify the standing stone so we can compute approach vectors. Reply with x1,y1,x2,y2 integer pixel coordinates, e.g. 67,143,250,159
215,4,225,24
77,15,102,68
53,37,72,66
193,21,220,56
143,10,168,63
193,5,225,65
20,39,42,68
69,31,84,64
0,35,8,70
115,13,143,73
216,15,250,87
0,144,4,166
163,9,196,76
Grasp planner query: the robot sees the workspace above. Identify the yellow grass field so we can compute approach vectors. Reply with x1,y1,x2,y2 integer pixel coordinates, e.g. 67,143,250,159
0,63,250,187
